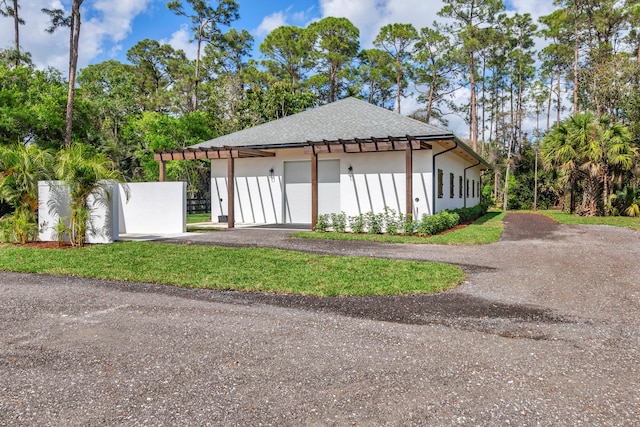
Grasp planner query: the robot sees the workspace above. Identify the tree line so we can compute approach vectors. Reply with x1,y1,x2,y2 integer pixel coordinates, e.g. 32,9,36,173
1,0,639,217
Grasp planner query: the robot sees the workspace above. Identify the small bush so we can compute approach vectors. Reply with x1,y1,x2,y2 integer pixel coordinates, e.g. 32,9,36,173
349,214,365,233
449,203,488,222
417,211,461,236
365,211,384,234
330,212,347,233
383,207,399,235
401,213,415,235
316,214,330,232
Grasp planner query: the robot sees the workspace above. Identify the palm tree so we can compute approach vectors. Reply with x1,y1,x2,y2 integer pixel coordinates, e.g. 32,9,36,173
54,143,121,246
0,144,53,243
541,117,580,213
542,112,635,216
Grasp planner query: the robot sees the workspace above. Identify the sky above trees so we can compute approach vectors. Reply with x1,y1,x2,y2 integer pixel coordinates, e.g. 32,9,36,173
1,0,556,74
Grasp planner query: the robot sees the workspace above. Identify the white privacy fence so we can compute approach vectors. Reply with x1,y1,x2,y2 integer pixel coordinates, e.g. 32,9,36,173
38,181,186,243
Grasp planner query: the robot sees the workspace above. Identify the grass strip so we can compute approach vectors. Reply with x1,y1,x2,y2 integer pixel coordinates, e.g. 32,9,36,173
186,213,212,224
538,210,640,231
0,241,464,296
290,211,505,245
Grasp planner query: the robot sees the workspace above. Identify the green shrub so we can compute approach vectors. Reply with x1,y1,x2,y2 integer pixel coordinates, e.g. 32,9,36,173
316,214,330,232
330,212,347,233
365,211,384,234
401,213,415,235
383,207,399,235
449,203,488,222
417,211,461,236
349,214,365,233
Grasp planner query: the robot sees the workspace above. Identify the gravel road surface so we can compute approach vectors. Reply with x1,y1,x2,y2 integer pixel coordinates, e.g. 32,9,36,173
1,213,639,426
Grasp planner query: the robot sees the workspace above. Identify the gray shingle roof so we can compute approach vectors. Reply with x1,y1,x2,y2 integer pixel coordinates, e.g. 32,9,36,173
191,97,454,149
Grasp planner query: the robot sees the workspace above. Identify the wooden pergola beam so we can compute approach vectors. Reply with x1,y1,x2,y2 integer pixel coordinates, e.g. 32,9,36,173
406,138,413,218
154,147,275,161
227,155,235,229
311,150,318,231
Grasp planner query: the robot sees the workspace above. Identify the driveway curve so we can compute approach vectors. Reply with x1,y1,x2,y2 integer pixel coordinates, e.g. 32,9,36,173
1,213,639,426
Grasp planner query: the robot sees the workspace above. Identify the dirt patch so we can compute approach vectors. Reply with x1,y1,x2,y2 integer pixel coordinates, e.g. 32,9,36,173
501,212,560,241
10,241,77,249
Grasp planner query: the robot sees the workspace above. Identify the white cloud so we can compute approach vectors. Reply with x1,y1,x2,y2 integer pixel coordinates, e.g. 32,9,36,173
253,11,288,37
0,0,153,74
160,25,198,60
319,0,445,47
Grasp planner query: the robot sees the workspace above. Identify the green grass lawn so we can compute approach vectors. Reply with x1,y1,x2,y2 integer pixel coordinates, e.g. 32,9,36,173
0,241,464,296
187,213,211,223
290,211,505,245
538,210,640,231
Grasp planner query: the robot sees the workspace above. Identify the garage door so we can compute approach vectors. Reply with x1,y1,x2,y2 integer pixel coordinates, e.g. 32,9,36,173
283,160,340,223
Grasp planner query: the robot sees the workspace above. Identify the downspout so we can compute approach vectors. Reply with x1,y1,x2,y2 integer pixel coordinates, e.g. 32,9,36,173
432,140,458,214
463,160,481,208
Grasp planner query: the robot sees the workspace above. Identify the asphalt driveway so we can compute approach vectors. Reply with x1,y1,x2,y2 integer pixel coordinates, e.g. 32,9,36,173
1,213,639,426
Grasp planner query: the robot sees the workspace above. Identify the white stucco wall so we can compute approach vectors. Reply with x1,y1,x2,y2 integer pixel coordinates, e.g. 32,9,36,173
39,181,186,242
432,146,483,213
118,182,186,234
209,145,484,224
38,180,119,244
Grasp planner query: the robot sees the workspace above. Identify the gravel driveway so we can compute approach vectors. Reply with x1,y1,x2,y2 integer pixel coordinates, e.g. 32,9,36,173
1,213,639,426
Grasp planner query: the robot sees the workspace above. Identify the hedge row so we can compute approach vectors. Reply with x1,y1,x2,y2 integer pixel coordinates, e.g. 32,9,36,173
316,204,489,236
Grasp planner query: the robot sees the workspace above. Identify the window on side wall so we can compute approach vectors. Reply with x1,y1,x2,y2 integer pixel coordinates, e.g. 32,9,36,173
449,173,454,198
466,179,470,198
477,181,481,199
459,176,463,198
438,169,443,198
472,179,475,198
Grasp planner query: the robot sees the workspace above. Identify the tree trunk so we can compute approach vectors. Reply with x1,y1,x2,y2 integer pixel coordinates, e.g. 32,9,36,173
481,59,486,158
556,67,561,126
534,150,538,210
64,0,82,148
396,64,402,114
570,173,576,214
426,79,435,124
13,0,19,66
194,26,202,112
503,160,510,211
469,51,478,152
573,23,579,114
547,75,553,131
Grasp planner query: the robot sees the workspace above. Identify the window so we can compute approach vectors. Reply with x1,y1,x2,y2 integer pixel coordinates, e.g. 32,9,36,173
472,179,475,198
438,169,443,198
466,179,470,198
459,176,463,198
477,181,481,199
449,173,455,198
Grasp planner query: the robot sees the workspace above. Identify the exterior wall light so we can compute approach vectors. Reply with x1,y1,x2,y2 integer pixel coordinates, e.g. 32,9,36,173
269,167,274,178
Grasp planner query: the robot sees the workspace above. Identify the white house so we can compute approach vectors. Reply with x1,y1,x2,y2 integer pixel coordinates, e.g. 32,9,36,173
155,97,490,229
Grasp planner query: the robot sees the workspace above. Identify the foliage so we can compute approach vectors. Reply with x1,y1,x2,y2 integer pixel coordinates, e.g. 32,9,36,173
417,211,460,236
0,241,465,296
54,143,122,246
315,213,329,232
51,216,69,246
293,211,505,245
330,212,347,233
401,212,416,235
348,213,365,234
609,187,640,217
0,143,52,242
383,207,399,235
541,112,635,216
365,211,384,234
